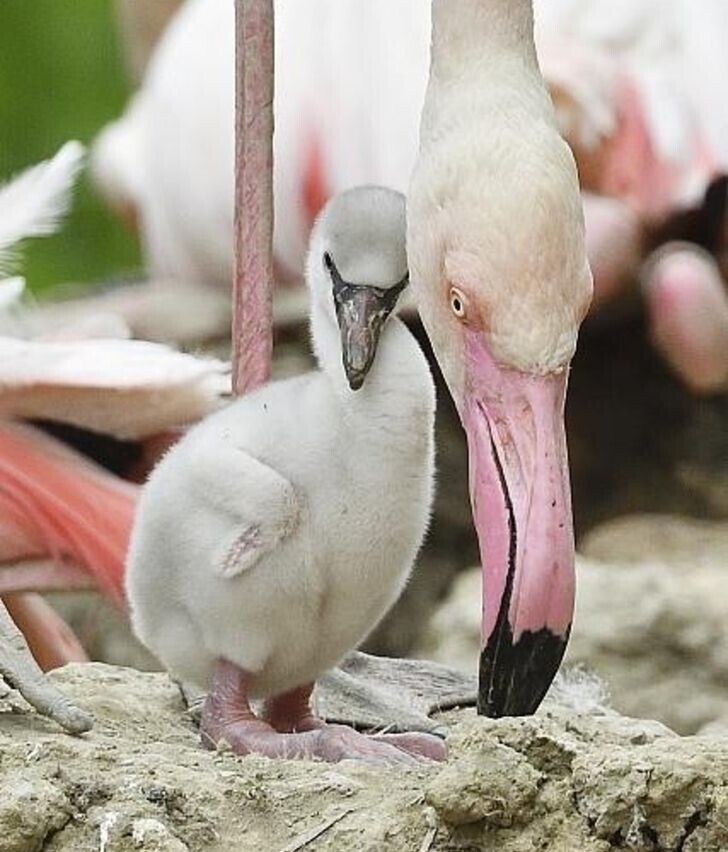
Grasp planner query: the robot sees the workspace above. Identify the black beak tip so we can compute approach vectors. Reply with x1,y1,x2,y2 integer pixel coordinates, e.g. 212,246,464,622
477,625,571,718
347,372,366,391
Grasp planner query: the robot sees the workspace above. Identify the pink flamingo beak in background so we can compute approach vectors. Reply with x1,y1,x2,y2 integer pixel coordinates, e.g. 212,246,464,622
462,331,575,717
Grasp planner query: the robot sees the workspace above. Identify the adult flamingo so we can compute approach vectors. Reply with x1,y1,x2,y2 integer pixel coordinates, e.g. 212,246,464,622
3,0,591,731
408,0,592,715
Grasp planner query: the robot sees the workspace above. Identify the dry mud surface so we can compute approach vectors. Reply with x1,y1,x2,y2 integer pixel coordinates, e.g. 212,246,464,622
1,664,728,852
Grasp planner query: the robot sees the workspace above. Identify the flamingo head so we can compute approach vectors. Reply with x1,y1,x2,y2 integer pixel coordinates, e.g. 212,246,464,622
408,148,593,716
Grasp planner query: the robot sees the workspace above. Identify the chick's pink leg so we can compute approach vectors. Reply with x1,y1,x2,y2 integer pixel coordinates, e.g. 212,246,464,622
263,682,446,761
201,660,443,764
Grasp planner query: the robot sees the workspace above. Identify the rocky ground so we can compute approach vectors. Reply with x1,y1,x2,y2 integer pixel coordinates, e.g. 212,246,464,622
2,663,728,852
29,510,728,852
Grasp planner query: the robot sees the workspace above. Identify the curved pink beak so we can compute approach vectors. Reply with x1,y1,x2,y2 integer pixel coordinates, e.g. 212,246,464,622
462,331,575,716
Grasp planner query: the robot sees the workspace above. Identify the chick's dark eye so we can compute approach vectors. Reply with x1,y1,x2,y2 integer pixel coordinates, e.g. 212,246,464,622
323,252,334,272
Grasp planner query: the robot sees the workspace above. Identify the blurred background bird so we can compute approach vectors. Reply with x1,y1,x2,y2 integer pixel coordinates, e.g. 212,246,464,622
90,0,728,394
0,141,227,692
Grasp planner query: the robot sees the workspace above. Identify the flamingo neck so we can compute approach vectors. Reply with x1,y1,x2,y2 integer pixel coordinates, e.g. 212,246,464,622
430,0,537,76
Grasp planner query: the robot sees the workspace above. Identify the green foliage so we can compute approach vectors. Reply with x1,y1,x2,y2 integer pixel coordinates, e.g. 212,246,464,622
0,0,141,293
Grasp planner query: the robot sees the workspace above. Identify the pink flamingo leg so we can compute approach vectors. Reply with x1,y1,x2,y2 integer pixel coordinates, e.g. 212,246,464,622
0,560,93,596
263,683,446,760
232,0,275,396
4,593,88,670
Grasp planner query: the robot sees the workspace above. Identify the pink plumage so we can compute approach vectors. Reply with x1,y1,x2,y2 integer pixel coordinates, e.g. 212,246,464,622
643,246,728,394
0,422,137,604
0,141,228,677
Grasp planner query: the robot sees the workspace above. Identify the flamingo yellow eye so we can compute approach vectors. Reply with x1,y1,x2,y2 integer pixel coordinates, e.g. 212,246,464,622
449,287,467,320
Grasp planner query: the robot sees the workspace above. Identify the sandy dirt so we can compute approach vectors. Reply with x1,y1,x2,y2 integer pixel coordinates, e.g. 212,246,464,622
1,663,728,852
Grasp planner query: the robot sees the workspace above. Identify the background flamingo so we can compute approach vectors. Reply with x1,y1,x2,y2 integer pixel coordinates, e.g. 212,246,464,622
93,0,728,393
0,143,227,728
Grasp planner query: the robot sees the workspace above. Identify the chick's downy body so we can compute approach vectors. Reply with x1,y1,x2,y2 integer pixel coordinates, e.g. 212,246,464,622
126,188,435,701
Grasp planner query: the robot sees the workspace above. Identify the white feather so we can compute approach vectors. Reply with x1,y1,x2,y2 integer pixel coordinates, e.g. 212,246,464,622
0,337,229,440
92,0,430,287
548,667,611,715
0,142,84,274
0,142,230,439
0,278,25,313
96,0,728,291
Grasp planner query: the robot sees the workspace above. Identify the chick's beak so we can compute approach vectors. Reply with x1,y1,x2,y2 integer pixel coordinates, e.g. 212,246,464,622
336,287,394,390
331,258,408,390
462,330,575,717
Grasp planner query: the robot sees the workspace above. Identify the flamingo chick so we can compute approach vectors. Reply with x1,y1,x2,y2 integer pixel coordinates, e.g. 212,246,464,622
126,187,444,764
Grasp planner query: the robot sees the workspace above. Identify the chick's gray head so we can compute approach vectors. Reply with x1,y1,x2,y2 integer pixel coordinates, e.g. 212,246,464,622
308,186,410,390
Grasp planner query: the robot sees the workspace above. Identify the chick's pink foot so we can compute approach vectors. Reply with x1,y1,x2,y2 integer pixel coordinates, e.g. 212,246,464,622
264,683,447,762
201,660,446,765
